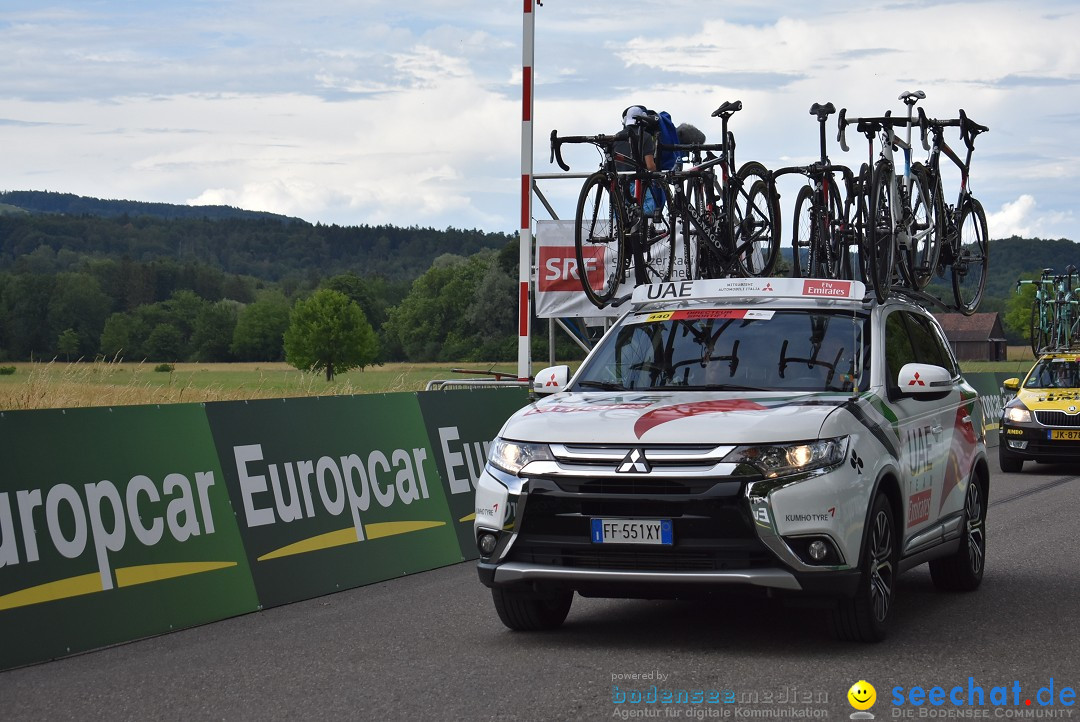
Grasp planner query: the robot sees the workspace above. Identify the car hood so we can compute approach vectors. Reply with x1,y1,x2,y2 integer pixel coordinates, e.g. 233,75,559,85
1015,387,1080,410
499,391,855,445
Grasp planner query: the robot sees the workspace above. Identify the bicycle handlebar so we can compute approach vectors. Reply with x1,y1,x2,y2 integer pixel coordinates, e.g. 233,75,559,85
837,109,913,153
549,129,621,172
915,107,989,153
657,142,727,154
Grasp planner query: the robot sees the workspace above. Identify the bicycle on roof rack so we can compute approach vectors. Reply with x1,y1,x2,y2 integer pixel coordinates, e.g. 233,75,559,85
839,91,941,304
656,100,779,281
769,102,865,282
915,106,990,315
550,128,677,308
1017,269,1057,356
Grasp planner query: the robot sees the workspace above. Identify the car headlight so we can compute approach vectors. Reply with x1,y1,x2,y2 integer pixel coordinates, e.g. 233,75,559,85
724,437,849,479
1004,405,1031,424
487,438,555,475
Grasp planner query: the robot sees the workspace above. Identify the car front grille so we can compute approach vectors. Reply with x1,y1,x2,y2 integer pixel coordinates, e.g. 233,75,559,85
1035,410,1080,427
504,474,774,572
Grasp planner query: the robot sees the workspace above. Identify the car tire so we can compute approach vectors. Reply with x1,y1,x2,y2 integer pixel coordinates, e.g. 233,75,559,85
491,587,573,631
998,444,1023,473
832,492,897,643
930,478,987,592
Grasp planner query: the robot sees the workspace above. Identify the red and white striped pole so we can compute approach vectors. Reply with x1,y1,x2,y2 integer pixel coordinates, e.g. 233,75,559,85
517,0,536,383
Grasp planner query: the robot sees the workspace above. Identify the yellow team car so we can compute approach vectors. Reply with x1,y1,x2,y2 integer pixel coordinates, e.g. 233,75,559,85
999,353,1080,472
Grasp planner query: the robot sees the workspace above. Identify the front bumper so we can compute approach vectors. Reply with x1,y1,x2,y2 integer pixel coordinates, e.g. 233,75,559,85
1000,418,1080,460
476,560,861,596
473,457,862,598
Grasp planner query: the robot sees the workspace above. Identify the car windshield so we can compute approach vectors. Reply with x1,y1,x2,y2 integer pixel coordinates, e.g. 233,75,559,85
1024,359,1080,389
575,308,869,392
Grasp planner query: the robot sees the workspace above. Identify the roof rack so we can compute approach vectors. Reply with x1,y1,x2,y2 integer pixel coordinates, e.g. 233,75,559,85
630,278,867,306
881,286,955,313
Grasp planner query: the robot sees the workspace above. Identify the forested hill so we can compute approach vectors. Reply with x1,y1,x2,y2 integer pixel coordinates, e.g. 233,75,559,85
0,190,299,222
986,236,1080,297
0,191,514,282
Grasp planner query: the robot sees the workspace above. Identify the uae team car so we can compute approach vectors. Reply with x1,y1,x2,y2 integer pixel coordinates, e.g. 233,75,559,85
999,353,1080,471
474,278,989,642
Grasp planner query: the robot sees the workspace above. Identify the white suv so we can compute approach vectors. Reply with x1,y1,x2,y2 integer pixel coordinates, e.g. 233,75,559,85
475,279,988,642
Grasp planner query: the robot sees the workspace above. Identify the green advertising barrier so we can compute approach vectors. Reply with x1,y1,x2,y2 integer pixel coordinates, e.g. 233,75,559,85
204,394,467,608
0,386,532,668
961,372,1027,449
417,387,531,559
0,404,259,670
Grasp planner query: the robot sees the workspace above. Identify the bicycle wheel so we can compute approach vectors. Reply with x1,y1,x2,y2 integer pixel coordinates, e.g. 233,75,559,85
688,175,721,279
730,162,779,277
666,183,694,282
820,173,846,279
629,181,677,285
868,159,897,304
840,164,871,284
792,184,815,278
898,164,942,290
1030,300,1053,356
574,172,626,307
951,197,989,315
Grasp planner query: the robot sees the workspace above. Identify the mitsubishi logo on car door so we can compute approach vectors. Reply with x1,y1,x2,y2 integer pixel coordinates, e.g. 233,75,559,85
617,448,651,473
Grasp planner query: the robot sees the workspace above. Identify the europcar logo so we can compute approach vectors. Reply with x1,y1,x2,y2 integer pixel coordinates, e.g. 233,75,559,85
0,468,232,610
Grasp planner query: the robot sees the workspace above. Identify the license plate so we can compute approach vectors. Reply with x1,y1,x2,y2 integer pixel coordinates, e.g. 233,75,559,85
590,518,673,545
1049,429,1080,441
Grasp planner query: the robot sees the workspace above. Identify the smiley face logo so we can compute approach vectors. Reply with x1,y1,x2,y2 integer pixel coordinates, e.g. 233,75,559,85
847,680,877,711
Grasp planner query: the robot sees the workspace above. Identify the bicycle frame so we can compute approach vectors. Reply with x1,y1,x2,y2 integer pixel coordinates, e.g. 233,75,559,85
771,102,858,280
917,108,984,254
839,91,939,301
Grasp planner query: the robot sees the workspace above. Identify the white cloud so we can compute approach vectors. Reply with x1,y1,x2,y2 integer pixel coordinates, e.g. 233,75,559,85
1,0,1079,240
987,194,1075,239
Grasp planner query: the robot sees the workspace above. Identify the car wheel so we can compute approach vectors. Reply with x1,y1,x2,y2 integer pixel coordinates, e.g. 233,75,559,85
491,586,573,631
930,478,987,592
998,444,1023,473
832,492,897,643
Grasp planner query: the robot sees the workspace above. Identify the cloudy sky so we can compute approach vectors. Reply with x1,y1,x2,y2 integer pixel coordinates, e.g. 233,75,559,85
1,1,1078,241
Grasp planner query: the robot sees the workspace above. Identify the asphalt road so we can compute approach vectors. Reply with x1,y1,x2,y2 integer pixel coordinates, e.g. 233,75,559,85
3,463,1079,722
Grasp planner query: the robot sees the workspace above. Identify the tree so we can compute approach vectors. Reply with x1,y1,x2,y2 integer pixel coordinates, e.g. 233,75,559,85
46,272,113,359
231,291,291,361
283,289,378,380
57,328,80,361
145,323,184,361
1004,275,1038,342
190,301,239,362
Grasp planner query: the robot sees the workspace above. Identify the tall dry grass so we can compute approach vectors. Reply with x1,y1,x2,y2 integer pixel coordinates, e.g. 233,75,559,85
0,359,523,411
0,359,361,411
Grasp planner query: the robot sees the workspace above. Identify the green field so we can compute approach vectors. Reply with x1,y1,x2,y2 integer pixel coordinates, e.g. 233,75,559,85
0,350,1042,412
0,361,534,411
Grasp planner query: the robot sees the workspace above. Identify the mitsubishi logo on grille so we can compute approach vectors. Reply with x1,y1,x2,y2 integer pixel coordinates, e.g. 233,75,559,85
617,448,651,473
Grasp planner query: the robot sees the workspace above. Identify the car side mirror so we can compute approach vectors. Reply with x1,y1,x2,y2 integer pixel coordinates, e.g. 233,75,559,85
897,363,953,397
533,365,570,395
1002,377,1020,391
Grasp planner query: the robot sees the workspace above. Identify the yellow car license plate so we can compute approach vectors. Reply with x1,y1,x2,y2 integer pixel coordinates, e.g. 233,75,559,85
1049,429,1080,440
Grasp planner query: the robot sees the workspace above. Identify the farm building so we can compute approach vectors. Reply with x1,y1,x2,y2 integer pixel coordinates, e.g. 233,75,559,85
934,312,1007,362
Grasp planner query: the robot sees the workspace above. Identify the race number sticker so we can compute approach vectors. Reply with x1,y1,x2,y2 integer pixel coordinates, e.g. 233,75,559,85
628,308,775,324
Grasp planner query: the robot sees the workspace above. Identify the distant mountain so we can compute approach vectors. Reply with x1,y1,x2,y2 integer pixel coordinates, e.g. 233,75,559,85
0,190,301,223
0,191,514,283
986,236,1079,299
